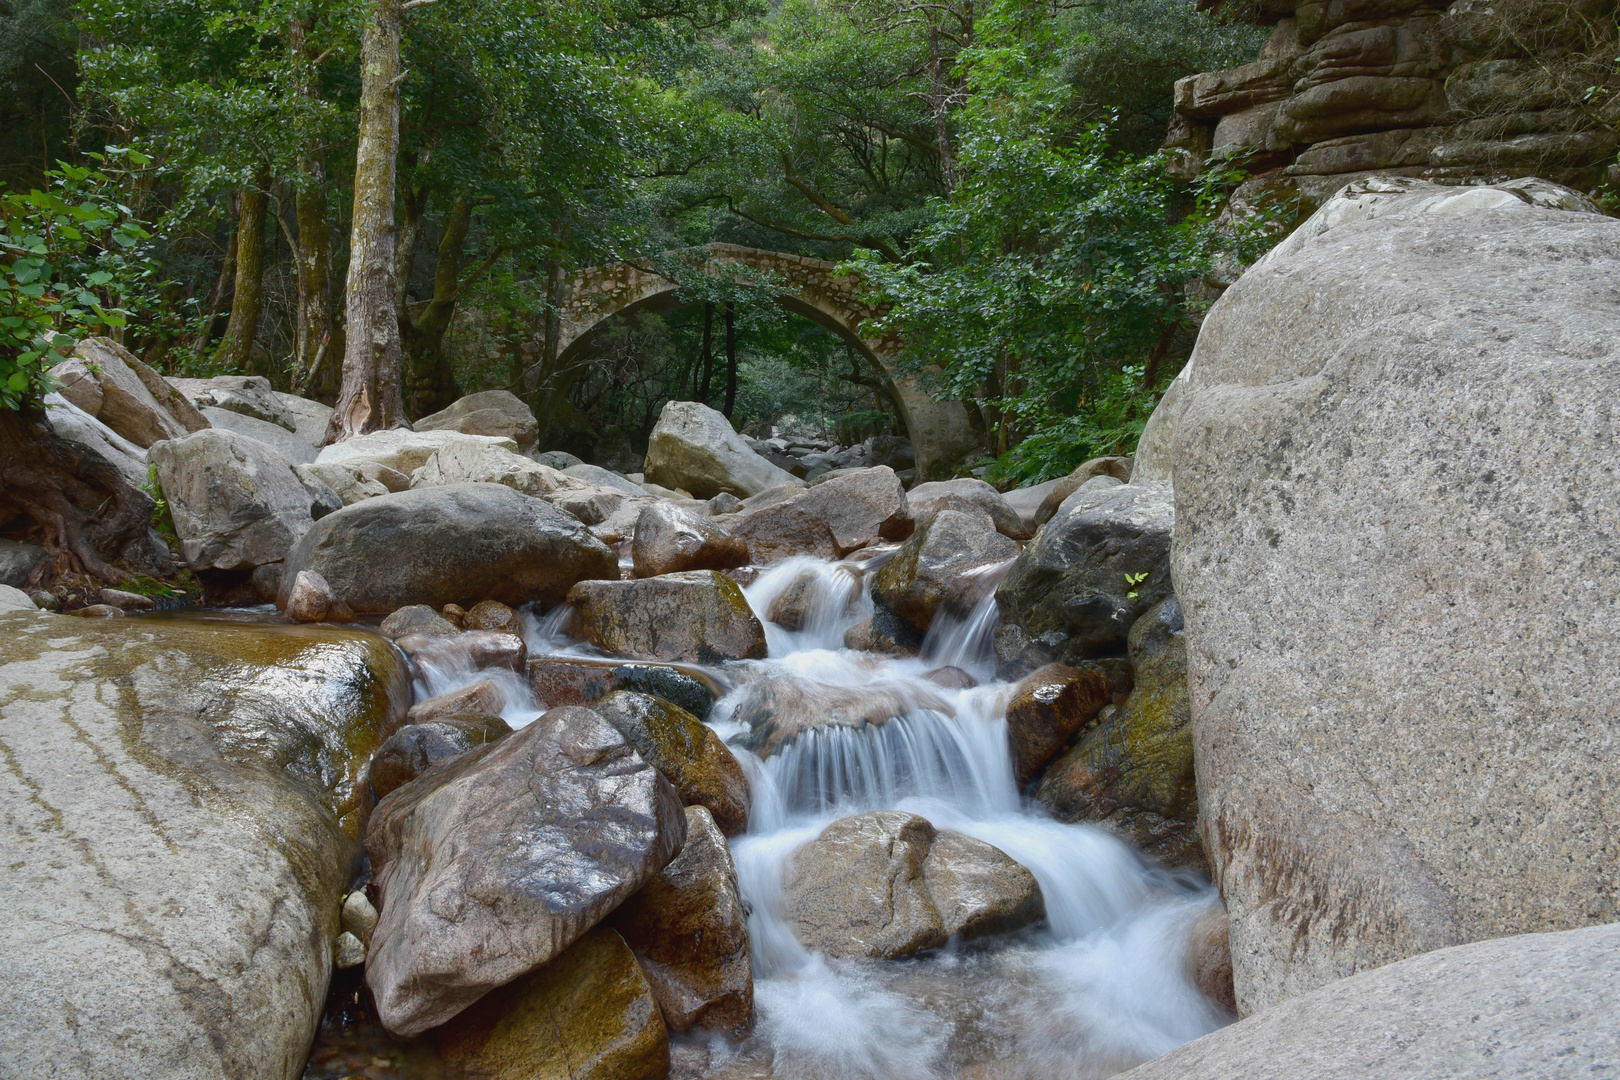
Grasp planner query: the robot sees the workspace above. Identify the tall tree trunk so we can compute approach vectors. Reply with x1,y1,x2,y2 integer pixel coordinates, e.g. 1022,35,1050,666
217,178,269,374
404,196,471,414
328,0,408,442
722,302,738,419
697,301,714,401
194,204,238,361
394,178,428,318
929,25,957,195
290,14,334,398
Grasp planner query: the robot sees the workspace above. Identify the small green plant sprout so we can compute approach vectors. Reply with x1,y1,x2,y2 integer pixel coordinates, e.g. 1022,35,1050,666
1125,572,1148,600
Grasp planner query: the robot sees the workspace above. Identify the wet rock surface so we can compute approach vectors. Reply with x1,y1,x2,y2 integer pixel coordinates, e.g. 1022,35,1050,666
593,691,750,835
610,806,754,1035
278,483,617,613
1035,598,1199,870
529,659,717,718
874,508,1018,634
0,612,407,1080
364,705,686,1038
568,570,767,664
785,811,1043,960
436,925,669,1080
1005,662,1112,786
368,715,511,799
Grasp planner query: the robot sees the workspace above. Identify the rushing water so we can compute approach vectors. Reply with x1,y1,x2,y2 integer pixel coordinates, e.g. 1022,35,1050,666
398,552,1230,1079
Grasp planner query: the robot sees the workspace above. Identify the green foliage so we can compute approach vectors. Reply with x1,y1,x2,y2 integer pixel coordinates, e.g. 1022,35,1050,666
0,148,160,408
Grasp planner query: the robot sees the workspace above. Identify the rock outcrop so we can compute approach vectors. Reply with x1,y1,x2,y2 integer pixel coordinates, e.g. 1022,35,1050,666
1170,178,1620,1012
0,613,407,1080
610,806,754,1035
567,570,767,664
277,483,616,613
644,400,799,498
200,406,318,464
149,428,316,571
1163,0,1619,209
1118,924,1620,1080
365,705,686,1038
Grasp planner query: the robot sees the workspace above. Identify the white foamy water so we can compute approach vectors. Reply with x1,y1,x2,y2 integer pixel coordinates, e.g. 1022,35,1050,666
398,551,1229,1079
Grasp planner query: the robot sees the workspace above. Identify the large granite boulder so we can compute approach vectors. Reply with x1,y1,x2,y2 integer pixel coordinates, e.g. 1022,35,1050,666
644,400,798,498
364,705,686,1038
314,428,518,475
169,374,296,428
1036,597,1199,870
51,336,209,447
727,465,912,563
149,428,316,571
201,406,318,464
995,481,1174,676
784,811,1043,959
277,483,617,613
436,925,669,1080
908,477,1027,539
0,613,408,1080
1169,178,1620,1013
413,389,540,455
1032,456,1135,526
728,497,841,564
41,391,151,485
873,508,1019,634
610,806,754,1036
567,570,767,664
592,691,750,835
408,439,566,497
270,391,334,446
630,502,749,578
1118,924,1620,1080
296,461,389,506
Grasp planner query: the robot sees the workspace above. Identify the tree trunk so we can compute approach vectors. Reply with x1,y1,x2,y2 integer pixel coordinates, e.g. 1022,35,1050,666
290,15,334,398
327,0,408,443
722,302,738,419
698,301,714,401
394,178,428,318
929,25,957,195
405,196,472,414
0,406,154,585
217,177,269,374
194,207,239,360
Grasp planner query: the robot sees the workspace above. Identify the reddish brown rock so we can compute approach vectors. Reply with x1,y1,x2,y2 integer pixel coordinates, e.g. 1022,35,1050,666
1005,663,1111,786
730,499,841,564
630,501,749,577
463,599,520,634
1185,906,1237,1015
404,679,507,730
368,715,512,799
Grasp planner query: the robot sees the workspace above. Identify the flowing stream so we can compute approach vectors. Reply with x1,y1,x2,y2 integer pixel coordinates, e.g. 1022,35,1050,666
399,552,1230,1079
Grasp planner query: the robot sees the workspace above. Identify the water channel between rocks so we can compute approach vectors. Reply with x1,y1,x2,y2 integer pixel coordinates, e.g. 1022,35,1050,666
306,550,1228,1080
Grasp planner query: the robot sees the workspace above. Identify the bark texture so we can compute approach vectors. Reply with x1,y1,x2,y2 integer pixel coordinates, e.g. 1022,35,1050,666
290,16,335,400
217,180,268,374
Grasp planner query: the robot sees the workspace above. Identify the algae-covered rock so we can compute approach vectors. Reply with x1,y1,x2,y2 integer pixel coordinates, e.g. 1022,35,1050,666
1035,597,1198,869
436,925,669,1080
0,613,408,1080
593,691,750,836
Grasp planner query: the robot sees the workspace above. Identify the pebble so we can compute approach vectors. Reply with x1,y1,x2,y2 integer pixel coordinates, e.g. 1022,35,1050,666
342,890,379,938
334,931,367,969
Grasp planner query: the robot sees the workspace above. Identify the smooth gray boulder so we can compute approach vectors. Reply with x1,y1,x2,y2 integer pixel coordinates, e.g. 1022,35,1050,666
534,449,584,470
149,428,316,571
563,462,647,495
1170,176,1620,1013
296,461,389,506
314,428,518,475
169,374,296,429
1001,478,1061,535
0,584,38,612
41,392,151,485
201,406,318,464
271,391,334,445
50,337,210,448
644,400,798,499
1131,367,1189,484
0,613,409,1080
1118,923,1620,1079
409,440,566,497
277,483,617,613
994,481,1173,675
0,539,45,588
413,389,539,454
365,705,686,1038
908,477,1026,539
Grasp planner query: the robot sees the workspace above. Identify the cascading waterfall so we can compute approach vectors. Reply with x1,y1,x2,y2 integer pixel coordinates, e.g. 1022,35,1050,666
385,548,1228,1079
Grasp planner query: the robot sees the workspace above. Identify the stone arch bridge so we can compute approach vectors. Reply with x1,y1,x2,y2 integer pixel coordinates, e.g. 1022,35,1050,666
550,243,980,480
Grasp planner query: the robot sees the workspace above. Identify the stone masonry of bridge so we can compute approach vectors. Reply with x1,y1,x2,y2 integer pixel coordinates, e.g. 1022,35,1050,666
550,243,981,481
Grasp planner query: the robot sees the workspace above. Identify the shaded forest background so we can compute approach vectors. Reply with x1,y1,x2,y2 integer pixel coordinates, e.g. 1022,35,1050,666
1,0,1276,482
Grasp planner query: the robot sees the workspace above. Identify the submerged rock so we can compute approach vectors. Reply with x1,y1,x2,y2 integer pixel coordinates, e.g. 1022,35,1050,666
631,501,750,577
0,613,408,1080
611,806,754,1035
277,483,617,613
567,570,767,664
364,706,685,1038
593,691,750,836
644,400,798,498
1035,598,1199,870
436,926,669,1080
873,508,1018,634
784,810,1043,960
